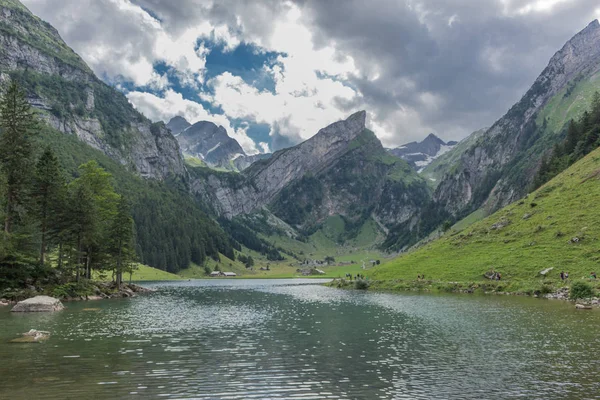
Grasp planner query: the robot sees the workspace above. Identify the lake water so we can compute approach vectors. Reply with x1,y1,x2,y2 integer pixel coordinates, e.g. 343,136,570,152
1,279,600,399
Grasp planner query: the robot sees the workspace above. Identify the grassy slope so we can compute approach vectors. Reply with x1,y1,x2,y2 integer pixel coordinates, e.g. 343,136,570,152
536,71,600,134
128,265,182,281
0,0,91,72
372,146,600,291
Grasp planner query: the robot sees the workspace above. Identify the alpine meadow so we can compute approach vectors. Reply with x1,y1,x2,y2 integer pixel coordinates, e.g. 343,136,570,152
2,1,600,399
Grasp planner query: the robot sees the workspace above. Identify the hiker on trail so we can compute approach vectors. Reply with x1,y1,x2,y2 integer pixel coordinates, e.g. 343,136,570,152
565,272,569,281
496,273,501,281
560,271,565,280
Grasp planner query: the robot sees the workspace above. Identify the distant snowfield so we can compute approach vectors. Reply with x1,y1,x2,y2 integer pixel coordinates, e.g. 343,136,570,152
416,144,454,172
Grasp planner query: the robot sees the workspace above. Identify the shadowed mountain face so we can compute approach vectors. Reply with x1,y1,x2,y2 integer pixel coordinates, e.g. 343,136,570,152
167,117,271,171
176,120,245,166
166,116,191,135
388,133,456,170
190,111,431,237
434,19,600,217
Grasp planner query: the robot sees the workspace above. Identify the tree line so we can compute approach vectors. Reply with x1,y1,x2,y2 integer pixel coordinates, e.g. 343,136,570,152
0,81,135,289
534,91,600,188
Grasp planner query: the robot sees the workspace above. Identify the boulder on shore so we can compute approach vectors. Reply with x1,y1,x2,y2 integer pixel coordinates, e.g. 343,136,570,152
11,296,64,312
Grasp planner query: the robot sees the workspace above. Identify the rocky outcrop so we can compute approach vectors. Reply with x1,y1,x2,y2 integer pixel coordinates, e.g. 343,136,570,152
233,153,272,171
11,296,64,312
434,20,600,217
176,120,245,167
168,116,271,171
0,1,185,180
247,110,368,204
191,111,430,238
166,116,191,135
10,329,51,343
191,111,369,218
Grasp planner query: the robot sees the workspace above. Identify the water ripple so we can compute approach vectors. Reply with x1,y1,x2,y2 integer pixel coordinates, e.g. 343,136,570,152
1,279,600,399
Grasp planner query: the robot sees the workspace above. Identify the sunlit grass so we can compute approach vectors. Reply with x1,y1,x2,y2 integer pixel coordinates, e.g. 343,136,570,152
372,146,600,292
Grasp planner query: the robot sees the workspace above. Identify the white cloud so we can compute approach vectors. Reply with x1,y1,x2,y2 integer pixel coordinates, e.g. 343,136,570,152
23,0,211,87
126,89,259,154
258,142,271,153
22,0,600,148
204,71,358,145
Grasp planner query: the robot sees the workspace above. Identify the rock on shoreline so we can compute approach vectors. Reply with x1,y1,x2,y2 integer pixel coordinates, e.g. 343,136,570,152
2,283,155,304
11,296,65,312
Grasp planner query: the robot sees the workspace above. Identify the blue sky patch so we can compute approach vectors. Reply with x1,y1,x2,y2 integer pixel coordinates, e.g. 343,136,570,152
204,41,284,93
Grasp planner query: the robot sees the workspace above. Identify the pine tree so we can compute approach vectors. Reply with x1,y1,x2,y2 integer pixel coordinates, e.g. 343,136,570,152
66,181,97,282
590,91,600,123
108,196,135,288
0,80,37,233
564,120,580,156
72,161,119,279
32,147,64,265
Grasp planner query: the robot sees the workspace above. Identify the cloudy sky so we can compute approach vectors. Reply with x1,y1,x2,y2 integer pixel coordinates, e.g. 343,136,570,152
22,0,600,154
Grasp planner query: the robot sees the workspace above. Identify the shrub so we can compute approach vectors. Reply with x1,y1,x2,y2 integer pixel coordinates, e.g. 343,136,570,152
570,281,595,300
51,282,94,299
355,279,369,290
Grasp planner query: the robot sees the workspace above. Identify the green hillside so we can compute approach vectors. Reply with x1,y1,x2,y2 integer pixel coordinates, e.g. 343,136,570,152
537,70,600,134
35,125,235,274
0,0,92,72
372,145,600,292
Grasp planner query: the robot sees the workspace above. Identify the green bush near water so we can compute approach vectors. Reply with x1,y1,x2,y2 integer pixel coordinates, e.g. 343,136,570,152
355,279,369,290
569,281,595,300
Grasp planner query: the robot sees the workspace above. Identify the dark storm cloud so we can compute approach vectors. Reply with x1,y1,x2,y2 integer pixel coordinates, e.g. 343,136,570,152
295,0,598,141
21,0,600,146
131,0,291,41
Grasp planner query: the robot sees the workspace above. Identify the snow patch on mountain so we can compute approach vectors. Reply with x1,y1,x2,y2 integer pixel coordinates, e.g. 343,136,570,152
388,134,456,171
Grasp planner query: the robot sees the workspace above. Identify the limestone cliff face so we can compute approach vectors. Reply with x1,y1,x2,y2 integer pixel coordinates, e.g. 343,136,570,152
191,111,430,235
269,127,431,231
247,111,368,204
191,112,368,218
0,0,185,179
174,120,246,168
434,20,600,216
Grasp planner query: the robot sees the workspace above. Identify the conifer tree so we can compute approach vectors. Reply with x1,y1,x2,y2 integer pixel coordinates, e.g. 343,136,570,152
33,147,64,265
108,196,134,288
0,80,37,233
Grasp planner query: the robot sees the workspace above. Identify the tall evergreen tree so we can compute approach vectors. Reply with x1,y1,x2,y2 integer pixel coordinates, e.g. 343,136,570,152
0,80,37,233
66,181,97,282
32,147,64,265
564,120,580,155
71,161,118,279
108,196,135,288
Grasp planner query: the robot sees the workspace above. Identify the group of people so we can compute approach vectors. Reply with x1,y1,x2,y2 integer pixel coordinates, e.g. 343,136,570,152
560,271,570,281
345,273,366,280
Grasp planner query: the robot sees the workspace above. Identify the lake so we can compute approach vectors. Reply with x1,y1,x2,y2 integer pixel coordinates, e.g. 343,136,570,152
1,279,599,399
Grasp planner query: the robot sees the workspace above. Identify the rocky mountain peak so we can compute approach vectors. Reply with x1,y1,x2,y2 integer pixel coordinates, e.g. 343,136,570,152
315,110,366,141
433,19,600,217
388,132,454,171
423,133,444,144
166,116,191,135
173,119,246,168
